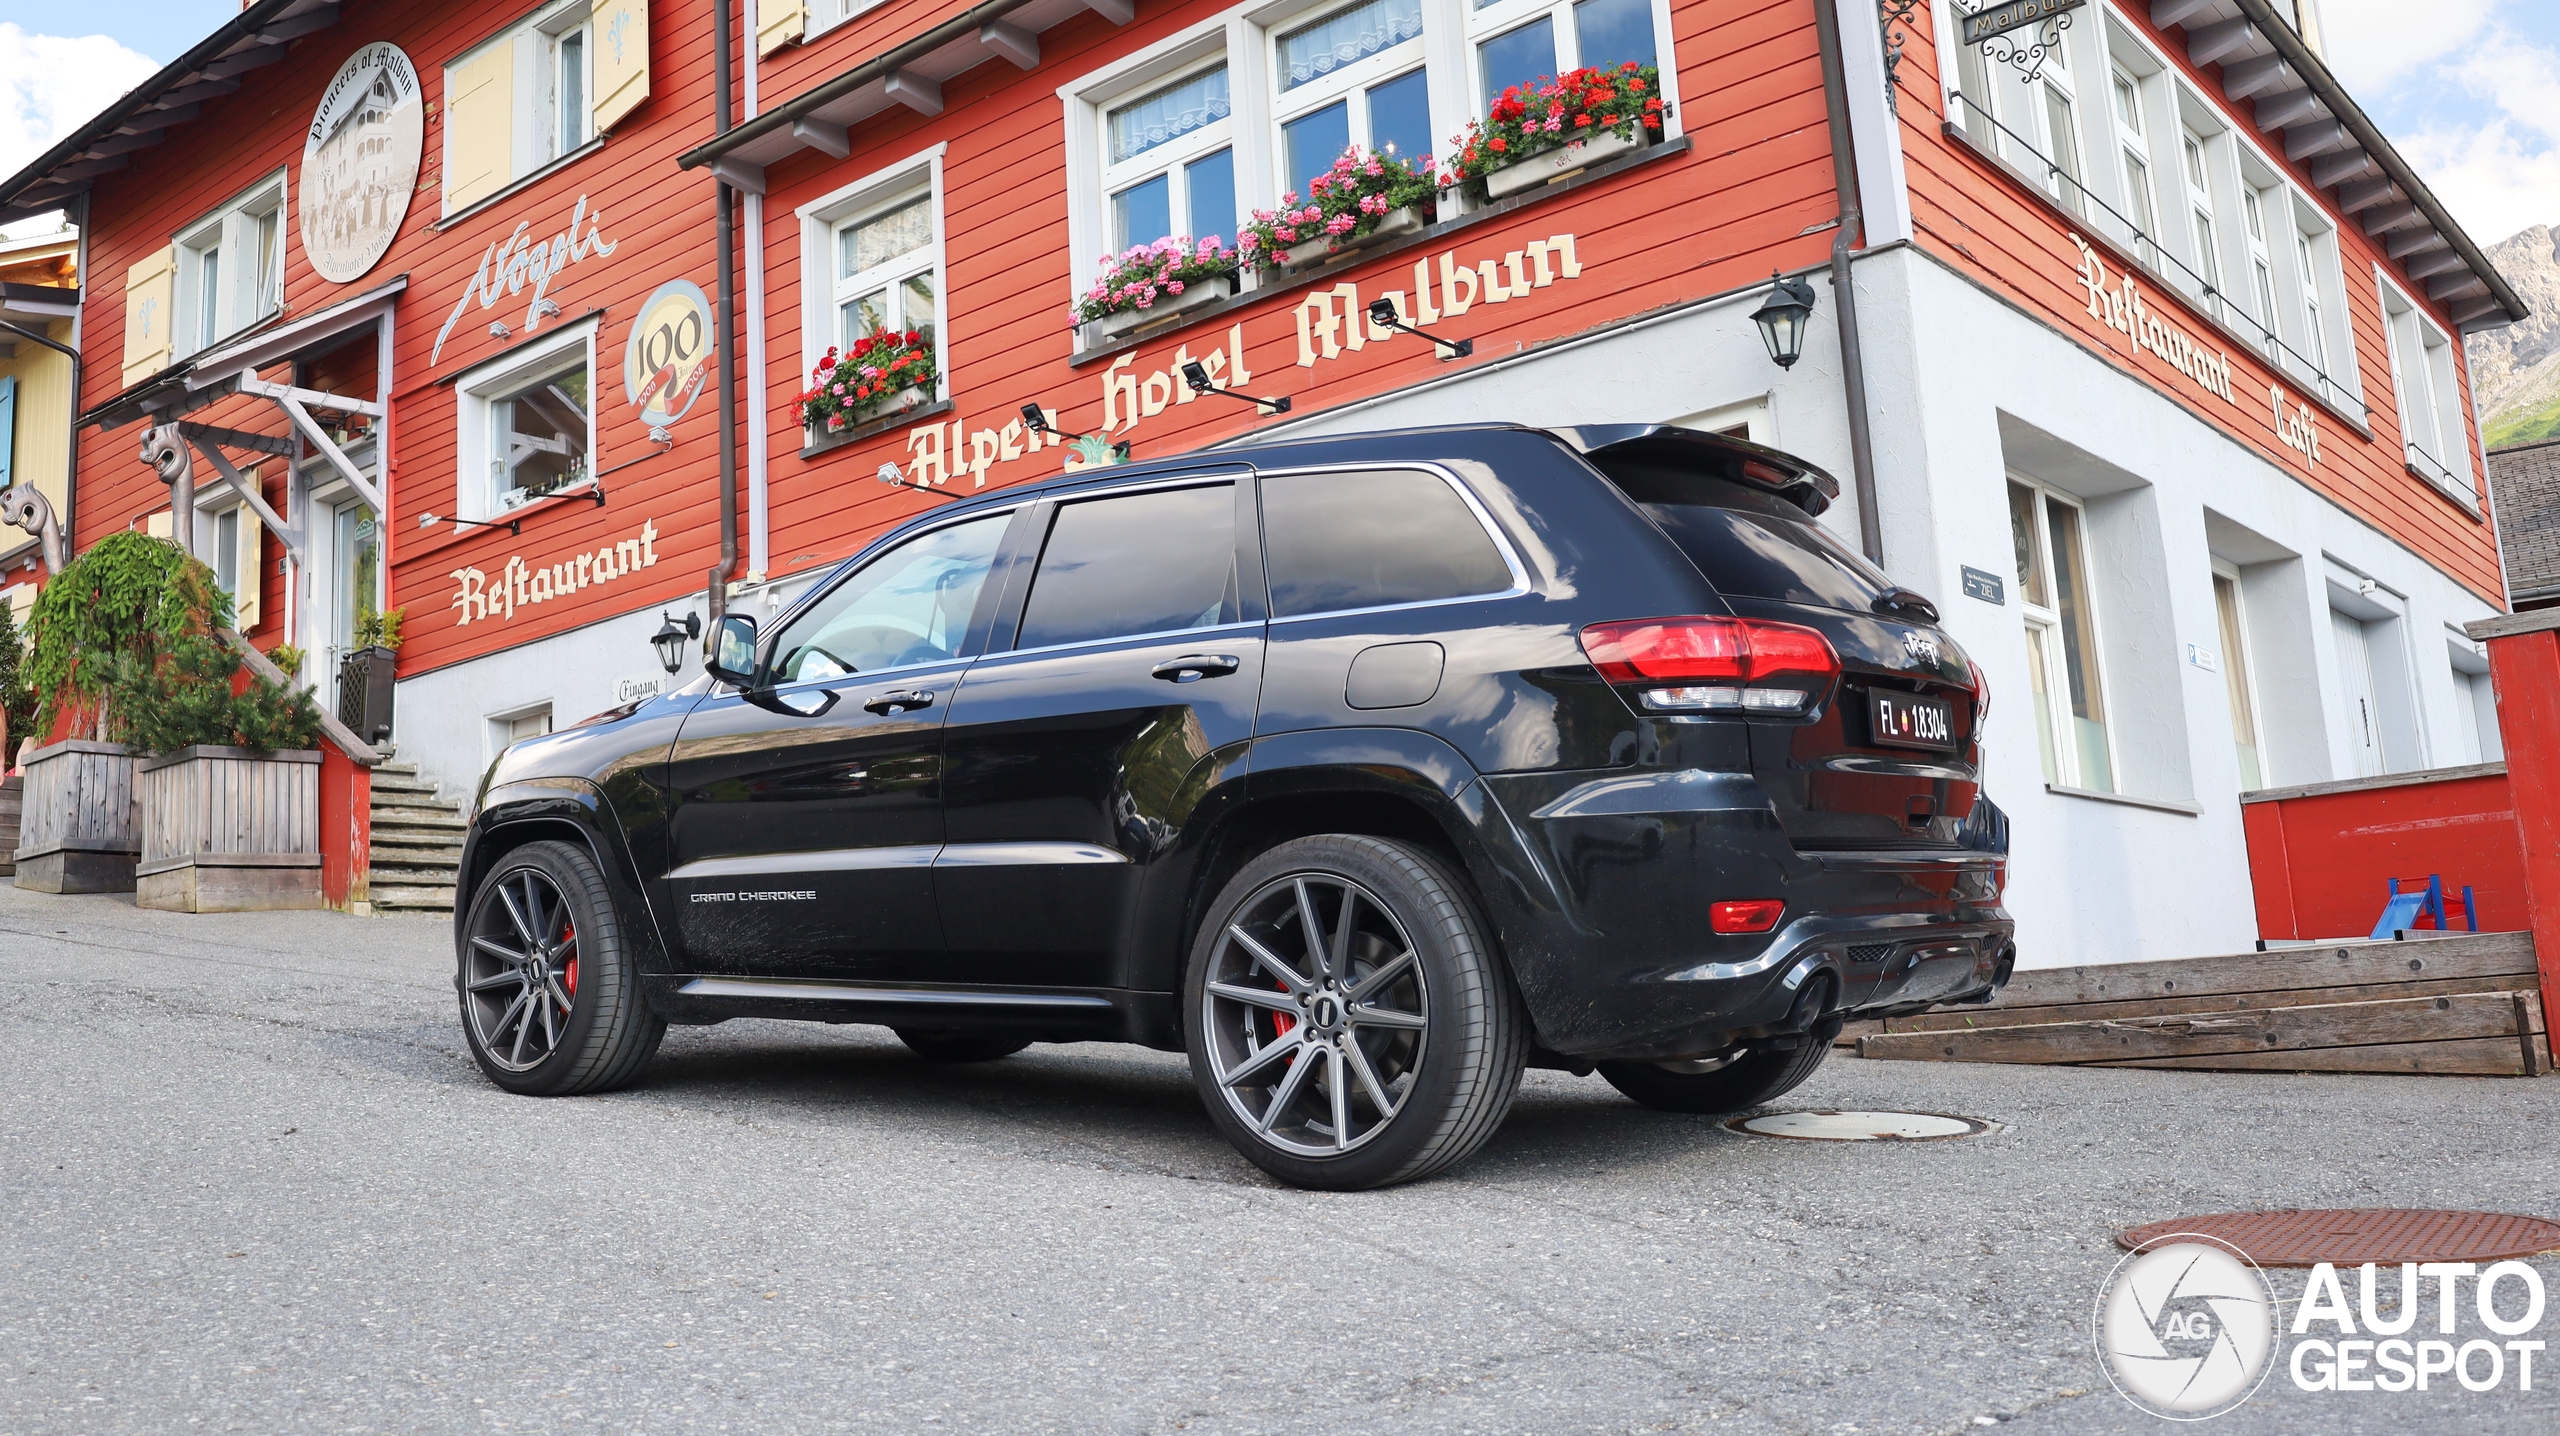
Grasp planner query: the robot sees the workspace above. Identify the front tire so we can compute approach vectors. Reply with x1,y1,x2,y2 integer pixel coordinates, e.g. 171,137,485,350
457,839,664,1095
1598,1038,1832,1115
1184,835,1526,1190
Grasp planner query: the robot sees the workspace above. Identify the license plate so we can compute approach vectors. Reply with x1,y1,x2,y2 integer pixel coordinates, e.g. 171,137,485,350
1868,691,1956,751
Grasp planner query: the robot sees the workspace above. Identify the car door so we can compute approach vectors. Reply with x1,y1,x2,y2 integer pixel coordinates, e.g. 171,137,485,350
660,509,1018,980
934,471,1266,990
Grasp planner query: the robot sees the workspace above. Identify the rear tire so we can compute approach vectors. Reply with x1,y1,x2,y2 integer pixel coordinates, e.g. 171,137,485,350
457,839,664,1096
1184,835,1526,1190
895,1029,1033,1062
1598,1039,1832,1115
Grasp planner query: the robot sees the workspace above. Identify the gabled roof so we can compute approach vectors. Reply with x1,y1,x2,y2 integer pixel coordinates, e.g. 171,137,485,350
0,0,345,226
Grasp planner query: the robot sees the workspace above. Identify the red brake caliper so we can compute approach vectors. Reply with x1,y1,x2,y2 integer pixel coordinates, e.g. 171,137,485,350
1270,976,1295,1041
561,920,578,996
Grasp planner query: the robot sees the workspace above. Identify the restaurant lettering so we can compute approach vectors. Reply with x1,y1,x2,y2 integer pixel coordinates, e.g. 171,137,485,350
432,195,620,363
448,518,659,625
2069,232,2237,407
2271,382,2322,467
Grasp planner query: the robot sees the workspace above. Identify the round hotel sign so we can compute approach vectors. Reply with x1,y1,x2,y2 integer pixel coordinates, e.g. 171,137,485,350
300,42,423,285
624,279,716,431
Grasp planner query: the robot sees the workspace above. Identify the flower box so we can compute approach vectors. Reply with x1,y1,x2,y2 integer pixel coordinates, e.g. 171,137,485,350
1280,204,1427,269
1080,275,1237,349
1482,128,1649,200
12,739,140,894
135,744,323,913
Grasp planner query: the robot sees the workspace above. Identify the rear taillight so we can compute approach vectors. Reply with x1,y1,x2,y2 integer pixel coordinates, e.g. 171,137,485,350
1710,899,1785,934
1579,616,1841,716
1967,656,1990,732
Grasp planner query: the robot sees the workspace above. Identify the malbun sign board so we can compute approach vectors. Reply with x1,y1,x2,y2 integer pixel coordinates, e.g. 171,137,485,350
1962,0,2085,46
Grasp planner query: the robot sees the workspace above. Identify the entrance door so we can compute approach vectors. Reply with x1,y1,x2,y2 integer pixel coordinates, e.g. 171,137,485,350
935,474,1265,990
2330,608,2383,778
329,499,381,668
661,510,1014,980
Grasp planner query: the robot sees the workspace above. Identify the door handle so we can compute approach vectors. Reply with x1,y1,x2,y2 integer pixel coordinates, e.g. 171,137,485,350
863,689,937,715
1151,654,1241,683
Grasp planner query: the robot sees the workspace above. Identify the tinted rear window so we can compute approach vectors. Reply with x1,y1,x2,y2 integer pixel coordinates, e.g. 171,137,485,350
1623,476,1890,613
1018,483,1240,648
1261,468,1513,618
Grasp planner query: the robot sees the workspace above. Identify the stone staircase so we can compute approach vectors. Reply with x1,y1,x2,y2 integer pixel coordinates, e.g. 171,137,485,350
368,757,466,914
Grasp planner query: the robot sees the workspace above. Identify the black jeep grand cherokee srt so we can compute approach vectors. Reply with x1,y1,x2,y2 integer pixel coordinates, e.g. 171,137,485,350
455,423,2014,1188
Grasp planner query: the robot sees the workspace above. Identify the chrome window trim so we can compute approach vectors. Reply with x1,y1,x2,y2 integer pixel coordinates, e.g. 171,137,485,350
1253,460,1533,624
758,506,1022,651
983,619,1266,665
1000,468,1260,656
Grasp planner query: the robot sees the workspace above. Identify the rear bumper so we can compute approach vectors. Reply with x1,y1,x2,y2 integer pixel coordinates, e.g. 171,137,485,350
1471,769,2013,1061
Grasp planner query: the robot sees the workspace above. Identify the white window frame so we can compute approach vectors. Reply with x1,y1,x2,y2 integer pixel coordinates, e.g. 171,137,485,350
453,318,600,522
444,0,599,214
2238,170,2279,354
2210,559,2266,791
1266,0,1431,194
2288,200,2353,407
1104,57,1241,251
2377,268,2471,500
2104,49,2162,273
2011,476,2119,793
1937,0,2089,215
1463,0,1672,115
173,171,288,357
1059,0,1679,324
795,145,951,406
542,6,595,163
803,0,889,41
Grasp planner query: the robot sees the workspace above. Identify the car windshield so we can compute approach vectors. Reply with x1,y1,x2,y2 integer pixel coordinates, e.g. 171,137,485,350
768,515,1008,683
1617,475,1890,614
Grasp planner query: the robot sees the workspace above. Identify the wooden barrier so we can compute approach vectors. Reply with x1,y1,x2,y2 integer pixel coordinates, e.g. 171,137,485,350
12,740,139,893
2239,765,2524,940
0,774,19,876
134,745,323,913
1855,932,2545,1076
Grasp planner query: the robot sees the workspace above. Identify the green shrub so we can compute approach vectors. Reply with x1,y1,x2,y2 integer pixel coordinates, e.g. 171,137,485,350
27,532,231,742
113,635,321,757
0,599,33,759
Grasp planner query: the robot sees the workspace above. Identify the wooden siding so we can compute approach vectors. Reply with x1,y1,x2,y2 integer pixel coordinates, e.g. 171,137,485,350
1891,2,2503,602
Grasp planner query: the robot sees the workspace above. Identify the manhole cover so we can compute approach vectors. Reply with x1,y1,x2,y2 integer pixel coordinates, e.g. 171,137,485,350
1725,1109,1996,1141
2118,1209,2560,1267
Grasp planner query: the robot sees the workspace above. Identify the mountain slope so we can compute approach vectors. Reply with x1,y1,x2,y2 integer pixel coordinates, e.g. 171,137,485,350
2469,224,2560,445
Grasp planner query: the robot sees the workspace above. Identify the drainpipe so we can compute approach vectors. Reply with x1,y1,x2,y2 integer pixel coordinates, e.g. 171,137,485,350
742,0,771,583
1812,0,1885,567
709,0,740,630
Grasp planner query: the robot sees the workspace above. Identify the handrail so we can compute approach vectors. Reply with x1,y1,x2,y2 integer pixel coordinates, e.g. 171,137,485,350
221,627,383,767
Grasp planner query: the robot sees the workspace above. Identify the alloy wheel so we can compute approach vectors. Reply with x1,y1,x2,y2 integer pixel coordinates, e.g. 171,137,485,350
1199,872,1430,1157
463,866,581,1073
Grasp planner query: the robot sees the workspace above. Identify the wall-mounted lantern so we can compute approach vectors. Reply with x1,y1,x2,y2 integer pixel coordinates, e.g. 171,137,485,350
1751,272,1818,370
652,611,702,674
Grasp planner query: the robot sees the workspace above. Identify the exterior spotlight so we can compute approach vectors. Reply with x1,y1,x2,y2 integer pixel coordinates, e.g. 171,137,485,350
1751,272,1818,370
1179,360,1291,414
1365,297,1472,359
651,611,702,674
416,510,521,536
876,461,957,501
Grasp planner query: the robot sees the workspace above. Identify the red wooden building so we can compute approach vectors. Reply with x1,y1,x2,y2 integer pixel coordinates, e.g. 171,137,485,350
0,0,2530,957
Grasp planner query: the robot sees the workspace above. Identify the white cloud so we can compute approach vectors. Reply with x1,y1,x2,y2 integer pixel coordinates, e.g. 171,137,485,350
2316,0,2501,91
0,24,159,230
2391,27,2560,246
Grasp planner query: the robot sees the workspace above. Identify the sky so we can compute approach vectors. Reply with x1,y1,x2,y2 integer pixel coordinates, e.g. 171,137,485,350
0,0,2553,246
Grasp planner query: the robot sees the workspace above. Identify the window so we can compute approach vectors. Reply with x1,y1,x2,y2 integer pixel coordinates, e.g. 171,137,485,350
1017,482,1240,649
444,0,623,213
1261,468,1512,616
2211,566,2262,790
456,323,596,519
1471,0,1656,111
835,192,937,351
2180,128,2221,322
2110,68,2158,270
799,153,949,400
2330,606,2383,778
174,175,286,354
1105,64,1237,249
2449,639,2502,765
1272,0,1431,195
2009,479,2114,792
769,515,1008,684
2380,276,2470,496
2241,182,2278,351
1628,482,1893,614
2040,57,2086,218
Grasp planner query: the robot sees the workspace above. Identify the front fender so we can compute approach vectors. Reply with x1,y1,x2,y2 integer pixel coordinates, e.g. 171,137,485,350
459,776,678,985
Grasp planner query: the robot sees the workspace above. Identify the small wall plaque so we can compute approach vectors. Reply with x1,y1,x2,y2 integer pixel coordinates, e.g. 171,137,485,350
1960,566,2005,605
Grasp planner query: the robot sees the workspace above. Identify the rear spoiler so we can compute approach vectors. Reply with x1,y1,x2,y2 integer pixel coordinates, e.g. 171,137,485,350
1553,424,1842,518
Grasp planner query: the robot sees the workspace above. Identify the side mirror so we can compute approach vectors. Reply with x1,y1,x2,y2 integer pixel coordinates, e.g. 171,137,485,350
706,614,759,687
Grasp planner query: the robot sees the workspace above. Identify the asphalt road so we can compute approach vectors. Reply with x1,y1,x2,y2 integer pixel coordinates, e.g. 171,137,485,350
4,886,2556,1435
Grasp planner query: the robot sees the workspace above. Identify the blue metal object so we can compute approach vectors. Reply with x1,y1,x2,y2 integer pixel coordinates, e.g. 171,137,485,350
2371,875,2478,939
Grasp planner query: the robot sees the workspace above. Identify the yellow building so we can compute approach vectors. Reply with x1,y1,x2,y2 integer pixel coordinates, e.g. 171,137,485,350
0,225,79,618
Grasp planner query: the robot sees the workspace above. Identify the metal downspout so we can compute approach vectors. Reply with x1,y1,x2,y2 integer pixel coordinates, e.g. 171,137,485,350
710,0,740,629
742,0,770,582
1812,0,1885,566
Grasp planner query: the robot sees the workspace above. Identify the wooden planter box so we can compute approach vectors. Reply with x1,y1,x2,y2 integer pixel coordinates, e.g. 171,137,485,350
0,774,20,878
1078,274,1238,348
1279,205,1426,269
135,745,323,913
1482,128,1647,199
13,740,141,893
